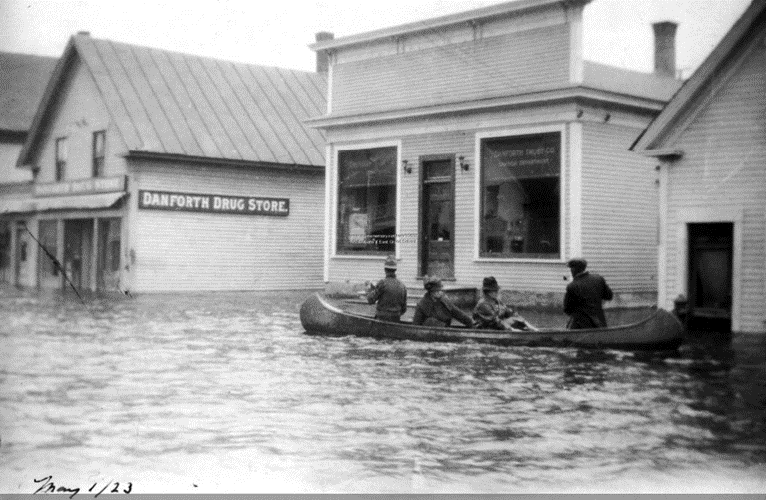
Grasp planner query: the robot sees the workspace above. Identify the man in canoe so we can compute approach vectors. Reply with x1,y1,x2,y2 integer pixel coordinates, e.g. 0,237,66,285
366,255,408,322
473,276,536,331
412,276,474,328
564,257,613,329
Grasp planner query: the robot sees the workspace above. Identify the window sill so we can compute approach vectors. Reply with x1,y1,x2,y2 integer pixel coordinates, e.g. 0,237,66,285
474,257,566,264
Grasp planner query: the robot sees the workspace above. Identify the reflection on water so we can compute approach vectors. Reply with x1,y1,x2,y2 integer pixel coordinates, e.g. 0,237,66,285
0,288,764,493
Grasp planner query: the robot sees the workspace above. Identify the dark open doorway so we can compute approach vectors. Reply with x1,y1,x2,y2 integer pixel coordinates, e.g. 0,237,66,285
687,222,733,333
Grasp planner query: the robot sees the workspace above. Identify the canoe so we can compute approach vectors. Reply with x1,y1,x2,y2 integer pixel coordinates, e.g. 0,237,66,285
300,293,685,351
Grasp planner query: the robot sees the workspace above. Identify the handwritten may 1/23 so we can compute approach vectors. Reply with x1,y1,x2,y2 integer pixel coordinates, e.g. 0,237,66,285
33,476,132,498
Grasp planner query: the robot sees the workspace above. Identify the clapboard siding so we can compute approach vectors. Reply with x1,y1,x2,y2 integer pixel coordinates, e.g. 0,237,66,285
332,24,570,116
33,57,129,183
131,160,324,292
663,44,766,332
580,122,657,293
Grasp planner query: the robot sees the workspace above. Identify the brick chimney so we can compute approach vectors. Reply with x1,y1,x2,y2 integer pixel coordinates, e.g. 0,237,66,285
315,31,334,73
652,21,677,78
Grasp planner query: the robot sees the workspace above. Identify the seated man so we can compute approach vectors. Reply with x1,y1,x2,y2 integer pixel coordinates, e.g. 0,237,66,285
366,255,408,322
473,277,536,331
412,276,473,328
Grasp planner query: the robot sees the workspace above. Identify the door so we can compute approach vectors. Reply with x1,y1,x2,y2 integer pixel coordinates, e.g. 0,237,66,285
97,218,121,292
64,219,93,290
687,223,733,332
420,158,454,279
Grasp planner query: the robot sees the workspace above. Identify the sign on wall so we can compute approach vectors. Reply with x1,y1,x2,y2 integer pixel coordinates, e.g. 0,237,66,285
138,190,289,216
34,175,126,197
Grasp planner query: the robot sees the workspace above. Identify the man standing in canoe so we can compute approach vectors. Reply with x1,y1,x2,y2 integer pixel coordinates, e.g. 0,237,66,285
412,276,474,328
366,255,408,322
564,258,613,329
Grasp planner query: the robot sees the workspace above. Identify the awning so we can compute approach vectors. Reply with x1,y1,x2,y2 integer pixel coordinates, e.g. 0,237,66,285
0,192,126,214
34,192,127,212
0,199,36,215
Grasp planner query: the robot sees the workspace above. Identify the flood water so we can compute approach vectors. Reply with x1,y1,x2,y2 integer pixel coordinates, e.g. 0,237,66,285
1,288,765,494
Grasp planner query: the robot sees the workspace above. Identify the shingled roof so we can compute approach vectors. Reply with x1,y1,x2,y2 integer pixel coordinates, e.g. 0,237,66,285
0,52,58,133
19,34,327,168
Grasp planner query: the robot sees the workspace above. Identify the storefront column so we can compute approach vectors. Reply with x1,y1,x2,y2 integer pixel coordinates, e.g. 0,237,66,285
56,219,65,290
91,218,99,292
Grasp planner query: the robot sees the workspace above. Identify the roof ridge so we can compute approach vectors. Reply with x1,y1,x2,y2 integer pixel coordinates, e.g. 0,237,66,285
83,35,320,76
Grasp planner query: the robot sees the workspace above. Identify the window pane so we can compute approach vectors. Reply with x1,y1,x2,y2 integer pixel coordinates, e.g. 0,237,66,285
337,147,397,254
56,138,67,161
480,132,560,258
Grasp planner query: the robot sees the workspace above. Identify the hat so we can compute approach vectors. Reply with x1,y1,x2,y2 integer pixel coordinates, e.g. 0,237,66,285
383,255,397,270
482,276,500,291
567,257,587,270
423,275,443,291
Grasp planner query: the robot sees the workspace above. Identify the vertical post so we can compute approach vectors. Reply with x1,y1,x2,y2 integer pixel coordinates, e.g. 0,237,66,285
91,218,99,292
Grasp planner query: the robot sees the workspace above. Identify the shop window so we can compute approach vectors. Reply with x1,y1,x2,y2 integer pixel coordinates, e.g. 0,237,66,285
92,130,106,177
55,137,67,181
337,146,397,254
38,220,59,278
479,131,561,259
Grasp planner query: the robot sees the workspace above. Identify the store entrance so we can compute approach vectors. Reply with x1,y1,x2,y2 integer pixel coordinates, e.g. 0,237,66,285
420,157,454,279
64,219,93,291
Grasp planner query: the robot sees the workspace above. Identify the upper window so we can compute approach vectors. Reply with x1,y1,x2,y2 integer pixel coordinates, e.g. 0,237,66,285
55,137,67,182
336,146,397,254
479,131,561,259
92,130,106,177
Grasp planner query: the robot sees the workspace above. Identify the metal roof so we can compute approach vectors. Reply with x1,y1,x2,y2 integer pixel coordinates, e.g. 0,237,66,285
0,52,57,132
20,34,327,168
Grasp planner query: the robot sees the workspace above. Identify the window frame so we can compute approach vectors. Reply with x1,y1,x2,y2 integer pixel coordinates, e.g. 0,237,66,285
473,124,567,263
331,140,402,260
92,130,106,178
55,137,67,182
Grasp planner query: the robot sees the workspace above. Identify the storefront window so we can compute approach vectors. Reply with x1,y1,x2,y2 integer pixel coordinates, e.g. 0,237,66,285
336,146,397,254
480,132,561,259
98,218,121,291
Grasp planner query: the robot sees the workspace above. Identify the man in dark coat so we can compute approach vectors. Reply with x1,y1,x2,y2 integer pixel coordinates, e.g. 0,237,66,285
412,276,473,327
473,277,536,331
564,258,613,329
366,255,408,322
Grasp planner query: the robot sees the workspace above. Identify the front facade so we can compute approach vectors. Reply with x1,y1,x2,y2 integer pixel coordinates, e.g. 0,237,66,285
310,0,681,306
634,0,766,333
9,34,326,293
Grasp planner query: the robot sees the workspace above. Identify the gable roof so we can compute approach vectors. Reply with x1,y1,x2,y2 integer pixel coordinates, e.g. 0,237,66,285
19,34,327,168
0,52,58,133
632,0,766,152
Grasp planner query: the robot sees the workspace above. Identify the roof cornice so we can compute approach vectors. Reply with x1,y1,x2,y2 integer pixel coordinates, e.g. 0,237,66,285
310,0,591,52
305,85,665,129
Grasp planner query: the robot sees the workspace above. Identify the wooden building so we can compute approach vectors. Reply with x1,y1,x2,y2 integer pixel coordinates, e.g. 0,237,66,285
8,33,327,293
0,52,57,285
633,0,766,333
309,0,682,306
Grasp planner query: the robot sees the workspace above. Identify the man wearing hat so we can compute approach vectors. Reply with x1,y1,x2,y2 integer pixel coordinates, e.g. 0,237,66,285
473,277,515,330
412,276,473,328
564,257,613,329
473,277,533,331
366,255,408,322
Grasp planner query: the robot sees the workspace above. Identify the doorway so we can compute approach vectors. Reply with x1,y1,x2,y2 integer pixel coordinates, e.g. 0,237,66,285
64,219,93,291
14,222,28,286
687,222,733,332
420,157,455,279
